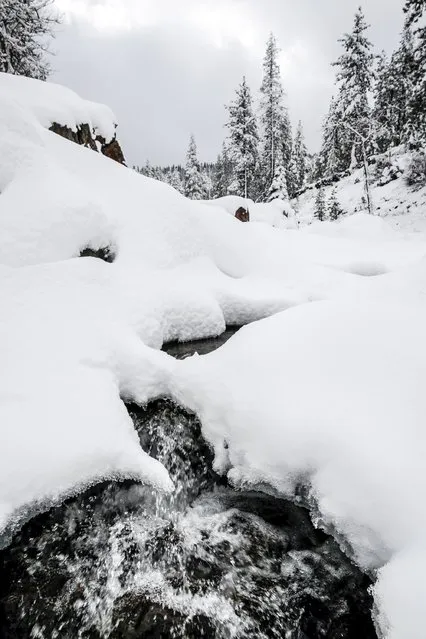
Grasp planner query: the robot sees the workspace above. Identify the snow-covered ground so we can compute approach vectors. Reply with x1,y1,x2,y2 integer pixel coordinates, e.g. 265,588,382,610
1,72,426,637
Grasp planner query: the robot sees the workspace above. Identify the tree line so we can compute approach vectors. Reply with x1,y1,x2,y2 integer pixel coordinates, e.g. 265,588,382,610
138,1,426,207
2,0,426,210
135,33,309,203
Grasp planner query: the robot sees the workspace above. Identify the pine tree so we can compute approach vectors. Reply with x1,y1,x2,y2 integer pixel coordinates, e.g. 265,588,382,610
0,0,58,80
403,1,426,143
317,98,346,179
267,154,289,202
184,135,206,200
328,187,344,220
168,169,184,193
212,144,234,198
225,76,259,199
331,7,375,169
287,121,308,196
373,52,394,153
314,186,327,221
259,33,292,198
374,25,416,152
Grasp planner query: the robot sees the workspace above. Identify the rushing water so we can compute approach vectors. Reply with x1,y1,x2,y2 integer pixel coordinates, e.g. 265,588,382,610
0,333,377,639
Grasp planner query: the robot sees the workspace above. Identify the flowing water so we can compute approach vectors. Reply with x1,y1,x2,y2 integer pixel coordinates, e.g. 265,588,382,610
0,333,377,639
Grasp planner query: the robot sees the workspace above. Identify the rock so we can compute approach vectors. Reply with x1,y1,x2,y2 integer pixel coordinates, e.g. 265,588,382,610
235,206,250,222
49,122,126,165
79,246,116,262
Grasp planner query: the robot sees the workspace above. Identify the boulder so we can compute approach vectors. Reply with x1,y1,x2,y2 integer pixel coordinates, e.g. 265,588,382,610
235,206,250,222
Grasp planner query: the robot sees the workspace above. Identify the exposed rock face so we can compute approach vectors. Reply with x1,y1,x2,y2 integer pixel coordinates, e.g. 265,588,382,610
235,206,250,222
49,122,126,166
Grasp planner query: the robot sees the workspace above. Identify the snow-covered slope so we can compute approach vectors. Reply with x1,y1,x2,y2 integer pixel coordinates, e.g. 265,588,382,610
296,147,426,230
1,73,426,637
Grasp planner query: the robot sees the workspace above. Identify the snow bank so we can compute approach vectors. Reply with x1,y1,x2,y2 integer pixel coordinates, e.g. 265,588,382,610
171,300,426,639
204,195,297,228
0,72,116,141
296,149,426,225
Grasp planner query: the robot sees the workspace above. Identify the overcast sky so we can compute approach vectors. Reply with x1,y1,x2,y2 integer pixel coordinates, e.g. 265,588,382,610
52,0,406,167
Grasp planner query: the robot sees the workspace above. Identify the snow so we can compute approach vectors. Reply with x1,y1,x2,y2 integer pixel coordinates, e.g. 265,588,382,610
2,72,426,636
0,72,116,141
204,195,297,228
296,148,426,226
171,300,426,639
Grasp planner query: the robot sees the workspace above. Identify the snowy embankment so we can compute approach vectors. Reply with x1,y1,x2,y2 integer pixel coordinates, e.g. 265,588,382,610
1,73,426,637
296,146,426,232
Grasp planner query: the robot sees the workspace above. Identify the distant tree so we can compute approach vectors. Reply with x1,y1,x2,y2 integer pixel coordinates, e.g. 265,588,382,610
332,7,375,169
287,121,308,196
212,144,234,198
259,33,292,198
314,186,327,221
168,169,184,193
202,170,213,199
184,135,206,200
225,76,259,199
317,98,346,179
0,0,58,79
267,153,289,202
328,187,344,220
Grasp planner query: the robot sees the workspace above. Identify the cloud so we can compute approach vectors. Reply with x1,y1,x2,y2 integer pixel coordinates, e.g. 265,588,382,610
51,0,406,166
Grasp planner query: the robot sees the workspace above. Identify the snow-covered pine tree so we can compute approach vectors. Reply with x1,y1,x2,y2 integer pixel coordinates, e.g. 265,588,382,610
403,0,426,143
332,7,375,169
287,121,308,196
267,152,289,202
168,169,184,193
259,33,291,198
373,52,394,153
374,25,416,152
184,135,206,200
314,186,327,221
328,187,344,220
212,144,233,198
317,97,346,179
0,0,58,79
225,76,259,199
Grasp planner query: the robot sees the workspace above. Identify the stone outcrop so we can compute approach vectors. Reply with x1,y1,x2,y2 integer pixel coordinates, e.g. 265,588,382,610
49,122,126,166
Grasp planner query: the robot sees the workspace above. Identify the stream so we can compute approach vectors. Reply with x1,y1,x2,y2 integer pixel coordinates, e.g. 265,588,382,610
0,331,377,639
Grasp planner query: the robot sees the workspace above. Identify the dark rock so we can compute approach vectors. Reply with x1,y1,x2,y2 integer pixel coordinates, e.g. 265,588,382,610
235,206,250,222
79,246,116,262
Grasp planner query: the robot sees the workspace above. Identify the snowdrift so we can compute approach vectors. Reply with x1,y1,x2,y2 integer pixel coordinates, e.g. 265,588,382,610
1,72,426,637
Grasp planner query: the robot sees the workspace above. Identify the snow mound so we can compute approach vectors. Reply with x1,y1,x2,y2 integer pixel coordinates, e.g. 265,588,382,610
171,300,426,639
204,195,296,228
0,71,116,141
